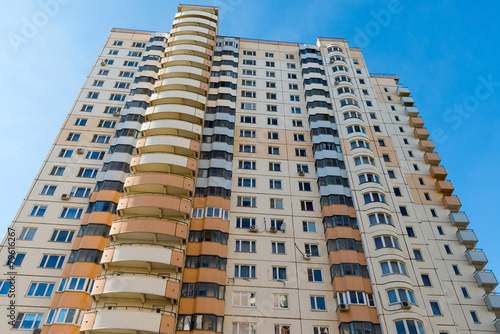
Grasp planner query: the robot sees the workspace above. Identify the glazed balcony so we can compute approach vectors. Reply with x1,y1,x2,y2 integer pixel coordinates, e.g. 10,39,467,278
409,117,424,128
436,180,454,195
413,128,429,139
419,140,435,152
430,165,447,180
135,135,200,158
100,243,184,271
110,216,188,243
465,249,488,269
424,152,441,165
92,272,181,301
117,193,191,218
400,96,415,106
474,270,498,292
397,86,411,97
80,307,175,334
124,172,195,197
405,106,419,116
449,212,470,229
456,229,478,248
442,196,462,211
130,153,198,176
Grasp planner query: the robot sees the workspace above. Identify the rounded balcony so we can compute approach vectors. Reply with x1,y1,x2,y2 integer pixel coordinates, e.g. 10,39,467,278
110,216,188,243
141,119,202,139
145,104,204,123
117,193,191,217
167,35,214,49
80,307,176,334
172,25,212,36
92,272,181,301
159,65,209,81
124,171,195,196
155,77,209,95
172,17,217,30
149,90,206,110
130,152,198,175
175,9,218,22
100,243,184,270
135,135,200,157
166,43,212,56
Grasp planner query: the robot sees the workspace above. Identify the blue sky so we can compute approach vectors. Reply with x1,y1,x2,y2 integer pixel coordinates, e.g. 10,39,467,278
1,0,499,274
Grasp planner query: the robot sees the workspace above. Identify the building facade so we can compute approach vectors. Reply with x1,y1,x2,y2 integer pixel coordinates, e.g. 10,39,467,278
1,4,499,334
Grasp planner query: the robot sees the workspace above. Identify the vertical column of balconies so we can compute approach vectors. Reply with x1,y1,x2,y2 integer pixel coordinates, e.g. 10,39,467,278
78,6,218,334
40,33,164,334
301,44,381,333
176,36,237,334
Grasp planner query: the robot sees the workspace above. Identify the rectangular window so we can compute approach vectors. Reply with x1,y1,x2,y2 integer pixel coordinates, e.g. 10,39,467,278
266,93,277,100
400,206,409,216
237,197,256,208
424,193,431,200
60,207,83,219
192,208,203,219
413,164,419,171
265,52,274,58
81,104,93,112
269,180,282,190
273,294,289,309
297,164,309,173
242,69,256,76
19,228,37,240
114,82,130,89
243,50,256,56
66,133,80,141
444,245,452,254
6,253,25,267
85,151,105,160
430,301,442,316
266,82,276,88
266,61,275,67
452,265,461,275
269,162,281,171
26,282,55,297
39,255,65,268
394,188,402,196
287,63,296,69
242,59,256,65
108,49,118,55
74,118,87,126
50,230,75,243
123,61,138,67
272,267,287,280
270,198,283,209
132,42,145,48
92,80,104,86
431,209,438,217
266,71,276,77
305,244,320,256
97,69,108,75
437,226,444,235
413,249,423,261
237,178,256,188
310,296,326,311
234,265,256,278
77,168,98,178
292,120,303,127
239,145,256,153
41,185,57,195
240,116,256,124
70,187,91,198
294,134,305,141
301,201,314,211
307,269,323,282
235,240,256,253
288,73,297,79
11,313,43,330
268,132,279,140
91,135,110,143
240,130,256,138
302,221,316,233
290,95,300,101
119,71,134,77
233,292,256,307
314,327,329,334
388,170,396,179
241,103,256,110
0,281,12,295
30,205,47,217
289,84,298,90
406,227,415,237
419,178,425,185
50,166,65,176
87,92,99,99
291,107,301,114
109,94,126,101
236,217,256,229
470,311,480,323
421,274,432,287
128,51,142,57
268,146,280,155
271,242,285,254
239,160,256,170
267,105,278,112
267,118,278,125
461,287,470,298
382,154,391,162
298,182,311,191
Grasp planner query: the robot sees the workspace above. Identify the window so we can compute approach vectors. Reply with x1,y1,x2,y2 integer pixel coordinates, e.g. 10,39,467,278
395,115,400,121
288,73,297,79
30,205,47,217
347,125,366,134
310,296,326,311
394,188,402,197
272,267,287,280
413,164,419,171
243,50,256,56
77,168,98,178
303,221,316,232
266,82,276,88
237,197,256,208
289,84,298,90
266,71,276,77
305,244,319,256
97,69,108,75
368,213,392,225
268,146,280,155
239,145,256,153
273,294,289,310
307,269,323,282
60,207,83,219
363,192,386,204
265,52,274,58
266,92,277,100
314,327,329,334
85,151,105,160
87,91,99,99
192,208,203,219
298,182,311,191
266,61,275,67
380,261,407,276
430,301,442,316
26,282,55,297
377,139,386,147
6,253,25,267
437,226,444,235
382,154,391,162
350,140,371,150
0,281,12,295
242,59,256,65
400,206,409,216
359,79,365,84
239,160,256,170
424,193,431,200
374,236,399,249
109,94,126,101
11,313,43,330
421,274,432,287
234,265,256,279
452,265,461,275
399,126,404,133
41,185,57,195
81,104,93,112
290,95,300,101
268,132,279,140
50,166,65,176
373,125,381,132
241,91,256,98
413,249,423,261
128,51,142,57
123,60,138,67
232,323,256,334
269,162,281,171
366,101,373,107
92,80,104,86
300,200,313,211
74,118,87,126
354,156,375,166
233,292,256,307
270,219,284,230
287,63,296,69
461,286,471,298
394,320,425,334
297,164,309,173
119,71,134,77
270,198,283,209
388,170,396,179
132,42,145,48
271,242,285,254
430,209,437,217
387,288,415,305
406,227,415,237
92,135,110,143
240,116,256,124
292,120,303,127
362,89,369,95
444,245,452,254
241,80,256,86
418,178,425,185
269,180,282,190
356,69,362,74
236,218,256,229
267,105,278,112
240,130,256,138
242,69,256,76
50,230,75,243
238,178,256,188
114,82,130,89
391,105,397,111
470,311,480,323
293,134,305,142
39,254,65,268
19,228,37,240
241,102,257,110
295,148,307,157
66,133,80,141
235,240,256,253
108,49,118,55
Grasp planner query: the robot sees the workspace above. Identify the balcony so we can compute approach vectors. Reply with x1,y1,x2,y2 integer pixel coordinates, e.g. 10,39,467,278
485,294,500,315
456,229,478,248
100,243,184,271
400,96,415,106
430,166,447,180
405,106,419,116
495,318,500,333
465,249,488,269
117,193,191,218
424,152,441,166
92,273,181,301
442,196,462,211
436,180,454,195
474,270,498,292
124,172,195,197
413,128,429,139
110,216,188,243
409,117,424,128
80,307,176,334
418,140,435,152
449,212,469,229
397,86,411,97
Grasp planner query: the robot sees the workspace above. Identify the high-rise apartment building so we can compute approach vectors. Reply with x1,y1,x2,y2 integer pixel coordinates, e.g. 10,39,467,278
1,4,498,334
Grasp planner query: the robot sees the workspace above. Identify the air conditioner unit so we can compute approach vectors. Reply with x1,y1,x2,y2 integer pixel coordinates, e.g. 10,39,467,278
270,226,277,233
61,194,71,201
113,111,121,117
298,170,305,176
303,253,312,260
338,303,349,311
401,301,412,309
33,329,42,334
101,61,106,66
249,225,258,232
76,148,85,154
334,81,340,85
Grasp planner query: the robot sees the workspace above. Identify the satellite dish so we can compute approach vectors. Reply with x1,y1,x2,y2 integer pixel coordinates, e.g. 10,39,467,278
281,223,287,232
